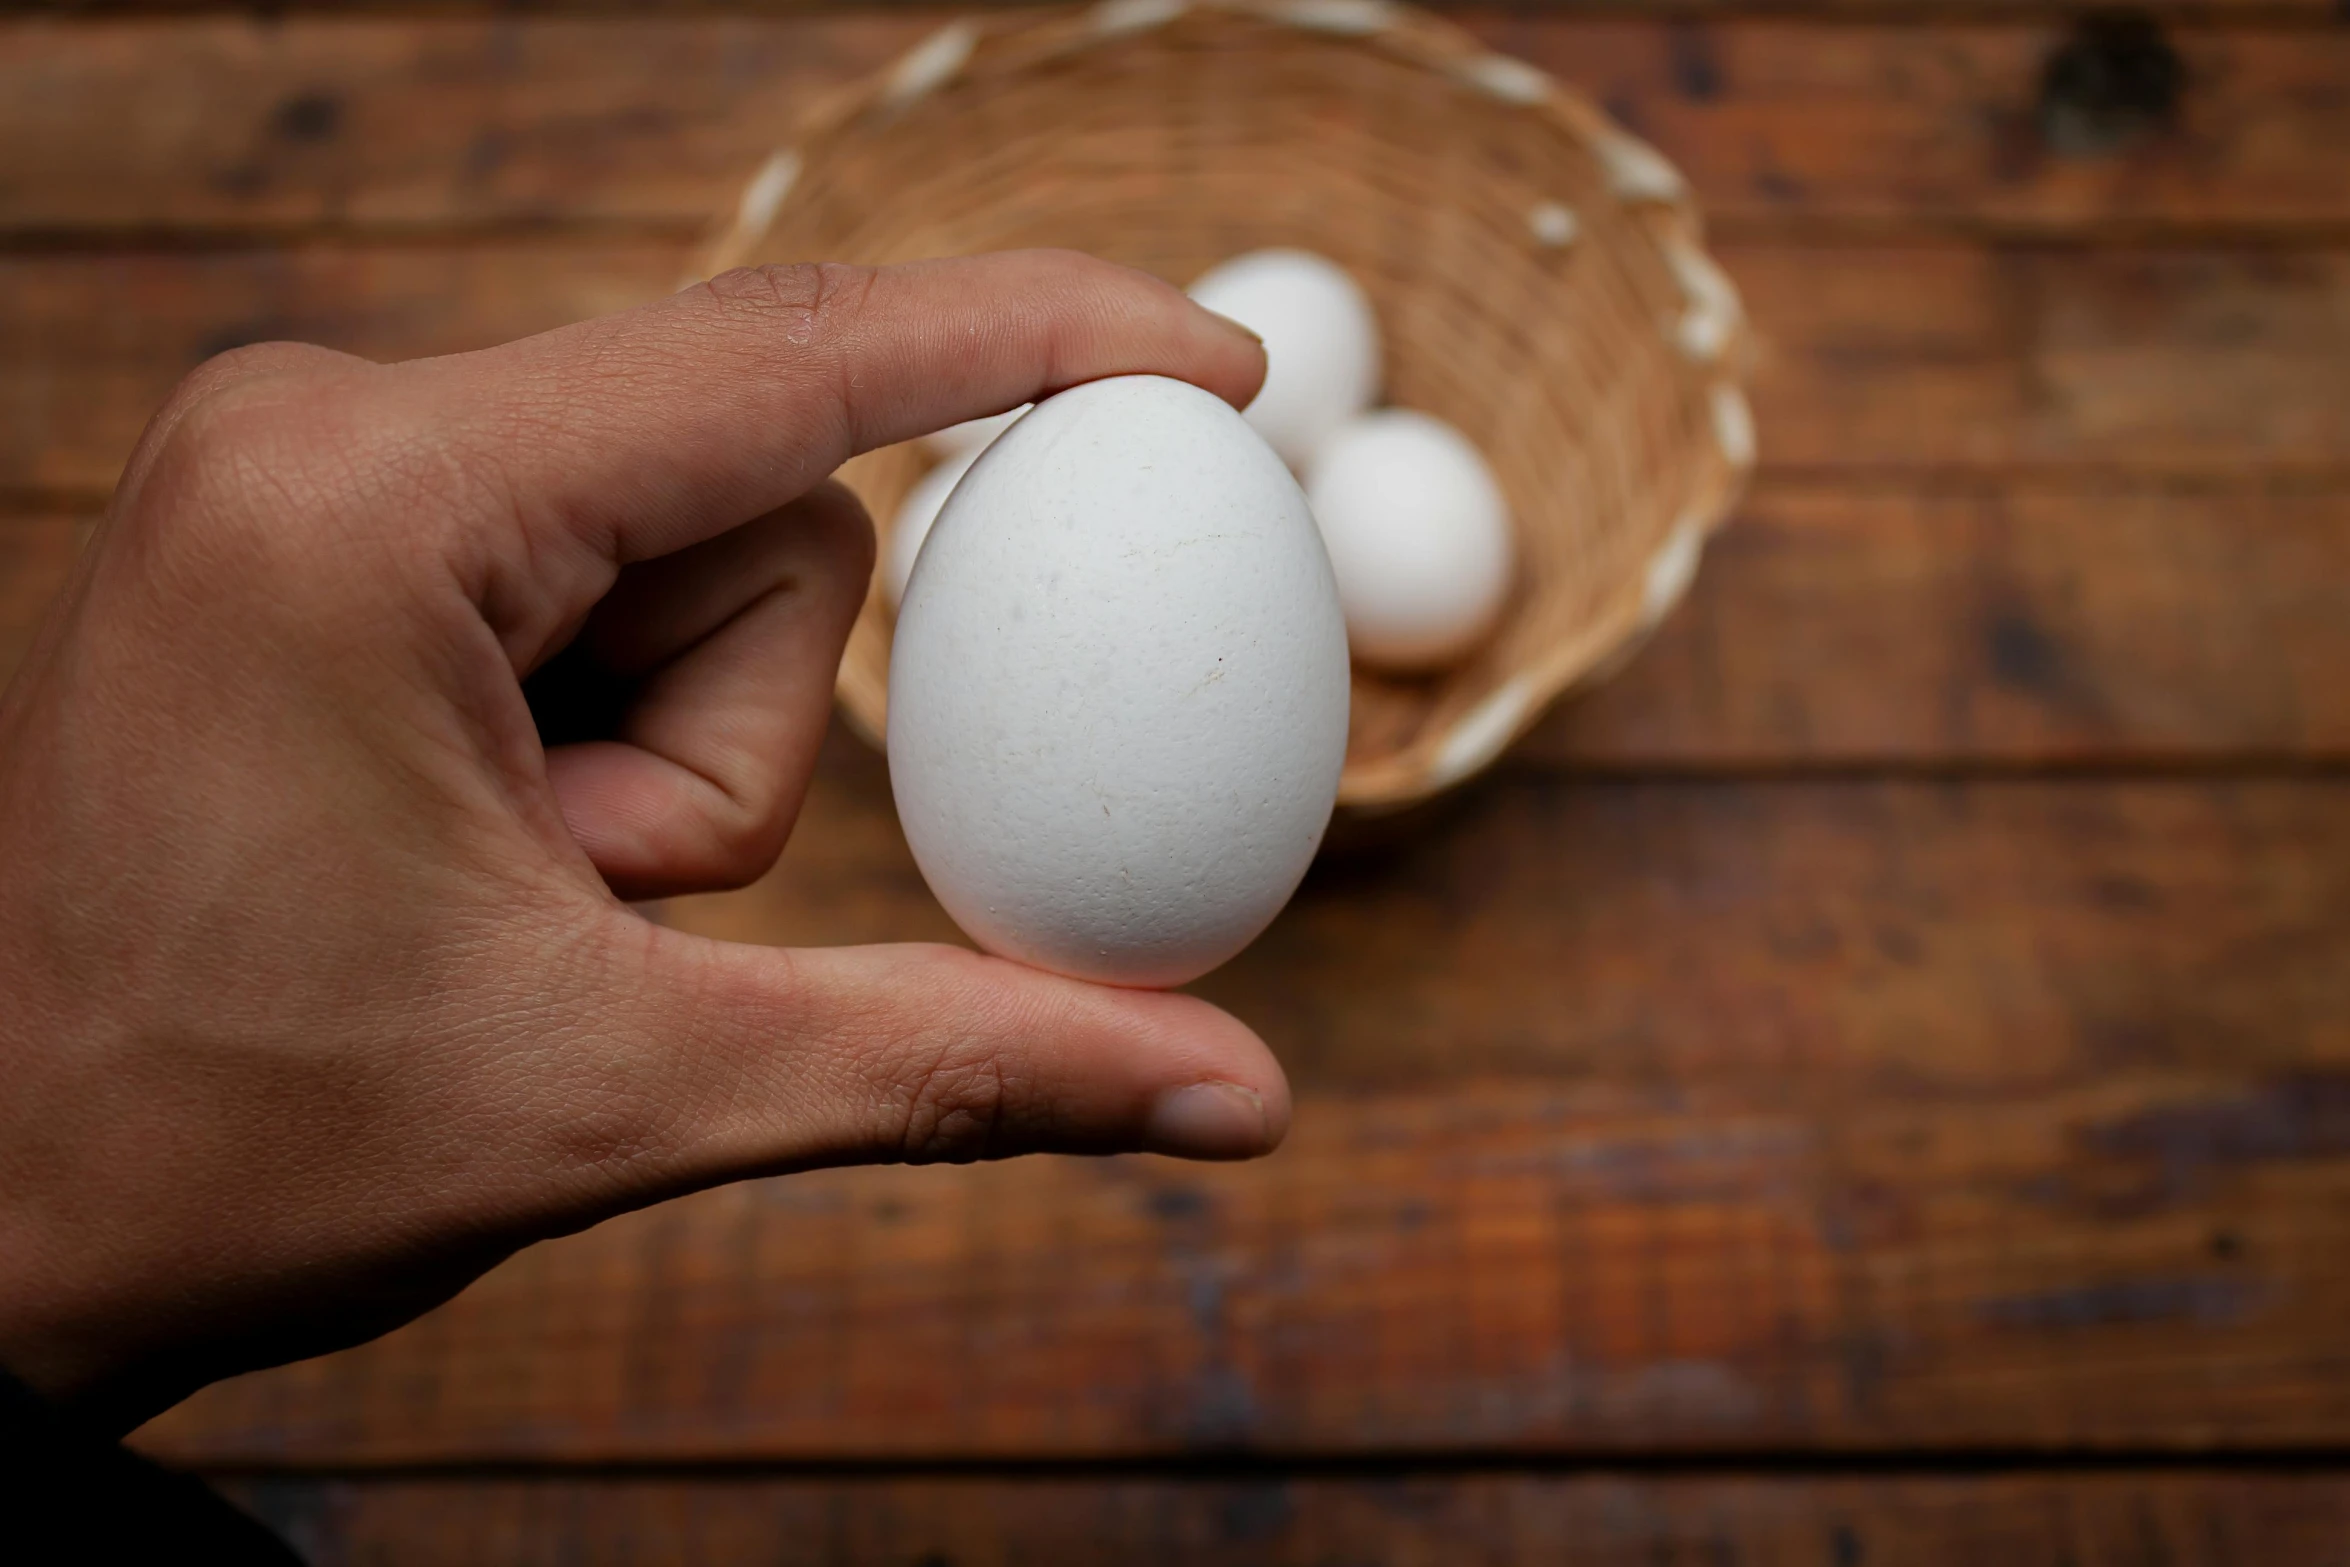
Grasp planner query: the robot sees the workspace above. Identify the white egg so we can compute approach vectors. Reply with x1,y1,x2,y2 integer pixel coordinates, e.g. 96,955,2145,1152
888,374,1351,988
882,447,980,607
1187,249,1380,470
1304,409,1515,671
919,405,1030,461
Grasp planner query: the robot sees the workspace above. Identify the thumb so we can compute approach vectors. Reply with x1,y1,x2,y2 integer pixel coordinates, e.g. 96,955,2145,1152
580,927,1291,1198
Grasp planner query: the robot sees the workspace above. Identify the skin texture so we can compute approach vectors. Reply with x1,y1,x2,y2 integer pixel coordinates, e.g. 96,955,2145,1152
0,251,1287,1434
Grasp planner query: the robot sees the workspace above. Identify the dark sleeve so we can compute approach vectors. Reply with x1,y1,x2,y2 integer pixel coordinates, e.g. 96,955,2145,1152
0,1365,303,1564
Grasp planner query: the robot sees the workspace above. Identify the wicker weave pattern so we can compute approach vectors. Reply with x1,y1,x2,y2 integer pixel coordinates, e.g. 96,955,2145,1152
702,0,1753,809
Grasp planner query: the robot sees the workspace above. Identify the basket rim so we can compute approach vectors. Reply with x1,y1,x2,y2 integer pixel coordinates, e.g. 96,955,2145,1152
697,0,1757,810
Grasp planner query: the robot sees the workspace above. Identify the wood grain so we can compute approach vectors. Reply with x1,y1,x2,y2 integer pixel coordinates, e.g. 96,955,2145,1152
137,770,2350,1462
211,1472,2350,1567
8,238,2347,501
0,240,674,500
13,0,2334,18
4,18,2345,237
1527,482,2350,767
0,15,914,237
1739,243,2350,478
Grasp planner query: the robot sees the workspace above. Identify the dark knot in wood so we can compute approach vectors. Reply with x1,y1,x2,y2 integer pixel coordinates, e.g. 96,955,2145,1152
2038,11,2186,156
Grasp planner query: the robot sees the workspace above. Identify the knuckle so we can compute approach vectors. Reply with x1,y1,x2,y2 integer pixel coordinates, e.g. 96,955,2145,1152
140,397,312,539
185,340,321,393
123,368,382,598
162,374,280,468
150,352,332,494
882,1037,1015,1165
691,805,788,893
150,342,277,421
697,262,877,343
145,341,353,464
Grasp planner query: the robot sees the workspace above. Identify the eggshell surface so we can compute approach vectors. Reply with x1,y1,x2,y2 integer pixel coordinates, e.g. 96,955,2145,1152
1187,249,1380,470
1304,408,1515,670
888,375,1351,988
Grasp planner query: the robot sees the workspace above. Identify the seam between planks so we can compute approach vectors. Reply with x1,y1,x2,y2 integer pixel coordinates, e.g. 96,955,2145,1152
12,216,2350,258
170,1448,2350,1482
12,3,2347,25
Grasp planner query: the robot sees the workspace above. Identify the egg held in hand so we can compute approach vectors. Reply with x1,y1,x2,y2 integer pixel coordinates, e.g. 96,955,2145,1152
1305,408,1515,671
1187,249,1380,470
887,375,1351,988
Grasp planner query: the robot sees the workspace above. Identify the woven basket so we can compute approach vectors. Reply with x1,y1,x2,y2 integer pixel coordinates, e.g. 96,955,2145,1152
701,0,1753,810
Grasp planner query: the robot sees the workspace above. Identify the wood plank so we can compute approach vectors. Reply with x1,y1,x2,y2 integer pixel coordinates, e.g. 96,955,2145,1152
5,18,2347,237
1507,19,2350,235
1526,482,2350,767
0,240,676,500
8,239,2348,502
138,772,2350,1462
210,1472,2350,1567
1737,243,2350,478
14,0,2334,18
0,15,915,236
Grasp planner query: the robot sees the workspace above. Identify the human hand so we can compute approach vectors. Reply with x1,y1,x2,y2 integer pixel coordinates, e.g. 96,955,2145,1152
0,251,1286,1432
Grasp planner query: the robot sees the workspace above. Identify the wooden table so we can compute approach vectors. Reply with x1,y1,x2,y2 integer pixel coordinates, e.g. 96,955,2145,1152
6,2,2349,1561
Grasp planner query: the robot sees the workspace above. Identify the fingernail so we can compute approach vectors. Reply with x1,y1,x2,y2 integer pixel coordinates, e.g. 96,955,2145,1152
1202,309,1264,347
1144,1081,1271,1160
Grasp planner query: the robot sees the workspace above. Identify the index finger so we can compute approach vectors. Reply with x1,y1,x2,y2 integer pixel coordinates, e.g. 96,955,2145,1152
392,249,1265,600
